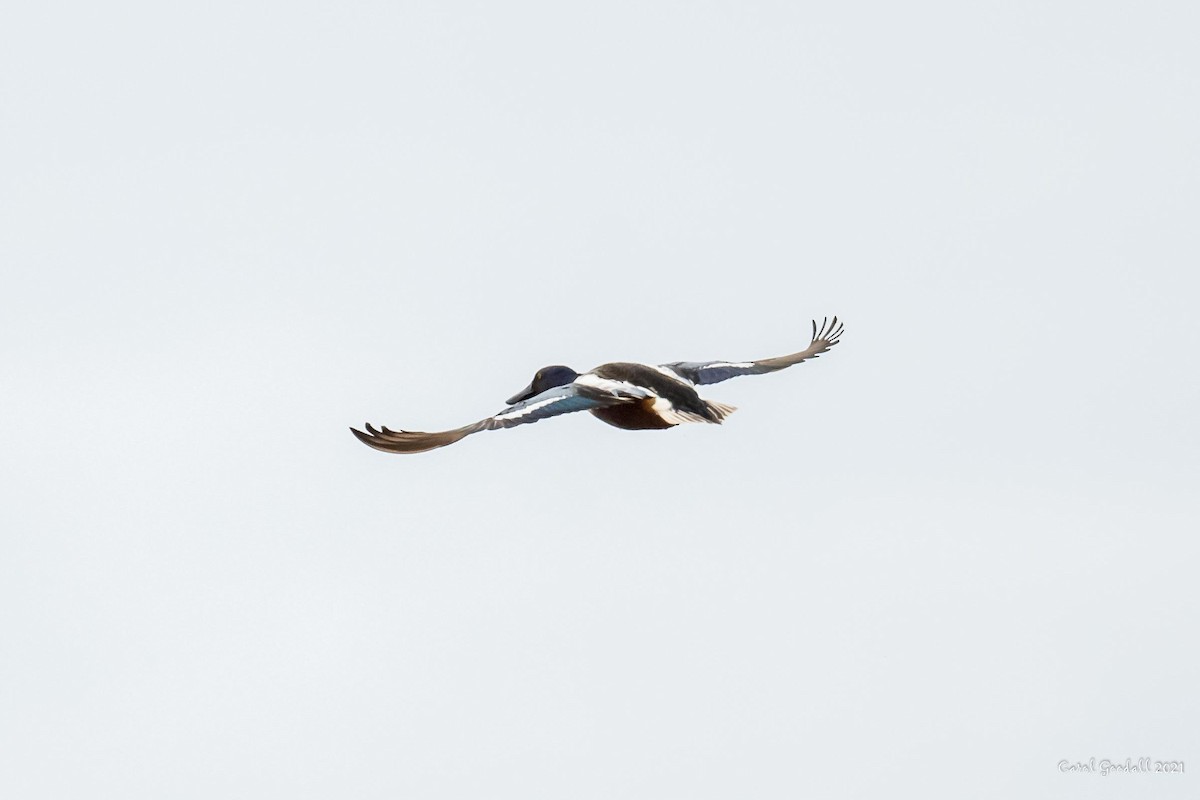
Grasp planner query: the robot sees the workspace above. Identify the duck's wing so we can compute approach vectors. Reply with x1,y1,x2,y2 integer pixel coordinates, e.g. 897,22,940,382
661,317,844,386
350,383,627,454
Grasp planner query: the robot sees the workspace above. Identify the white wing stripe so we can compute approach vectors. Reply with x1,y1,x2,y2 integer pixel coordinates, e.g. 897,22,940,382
494,395,569,421
649,364,692,384
573,373,654,398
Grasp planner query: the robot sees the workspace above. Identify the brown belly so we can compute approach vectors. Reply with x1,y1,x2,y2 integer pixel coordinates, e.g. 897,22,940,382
590,399,675,430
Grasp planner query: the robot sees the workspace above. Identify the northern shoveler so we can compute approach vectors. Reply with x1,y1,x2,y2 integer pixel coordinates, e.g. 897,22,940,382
351,316,844,454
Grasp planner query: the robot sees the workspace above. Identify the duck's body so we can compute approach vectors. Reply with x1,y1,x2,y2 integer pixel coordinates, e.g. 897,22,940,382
352,317,843,454
577,362,735,429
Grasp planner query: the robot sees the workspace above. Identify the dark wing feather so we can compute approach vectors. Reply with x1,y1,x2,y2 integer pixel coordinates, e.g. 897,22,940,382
662,317,844,386
351,384,624,454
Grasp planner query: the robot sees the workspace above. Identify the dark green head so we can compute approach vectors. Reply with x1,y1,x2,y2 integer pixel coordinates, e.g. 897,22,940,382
506,365,579,404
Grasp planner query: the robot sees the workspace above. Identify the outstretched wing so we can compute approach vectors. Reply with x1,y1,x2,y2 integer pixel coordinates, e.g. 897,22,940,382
661,317,844,386
350,383,626,454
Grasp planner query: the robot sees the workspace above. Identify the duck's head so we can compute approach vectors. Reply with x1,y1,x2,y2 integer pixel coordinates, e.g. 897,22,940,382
506,365,579,404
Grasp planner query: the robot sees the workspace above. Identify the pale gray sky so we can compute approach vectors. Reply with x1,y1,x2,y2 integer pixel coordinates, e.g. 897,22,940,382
2,2,1197,798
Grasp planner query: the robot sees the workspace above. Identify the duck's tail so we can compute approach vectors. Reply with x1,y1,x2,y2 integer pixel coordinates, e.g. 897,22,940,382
704,399,738,423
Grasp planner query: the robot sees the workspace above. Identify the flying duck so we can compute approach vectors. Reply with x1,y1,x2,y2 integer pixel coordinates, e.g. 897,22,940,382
351,316,844,454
